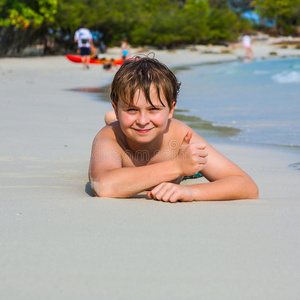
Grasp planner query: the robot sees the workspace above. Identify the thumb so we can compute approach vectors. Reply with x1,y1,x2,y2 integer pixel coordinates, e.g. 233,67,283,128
181,130,192,146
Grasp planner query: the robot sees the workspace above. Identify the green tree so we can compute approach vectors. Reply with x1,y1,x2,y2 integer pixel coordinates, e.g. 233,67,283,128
0,0,249,55
0,0,57,28
0,0,57,55
253,0,300,35
228,0,254,15
207,0,228,9
179,0,210,44
207,7,240,43
130,0,210,48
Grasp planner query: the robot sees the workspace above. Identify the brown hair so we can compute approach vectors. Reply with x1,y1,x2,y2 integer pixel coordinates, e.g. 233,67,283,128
110,56,180,108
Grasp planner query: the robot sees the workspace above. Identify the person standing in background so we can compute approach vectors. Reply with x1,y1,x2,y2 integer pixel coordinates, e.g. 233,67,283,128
74,24,93,69
121,38,130,60
242,34,254,60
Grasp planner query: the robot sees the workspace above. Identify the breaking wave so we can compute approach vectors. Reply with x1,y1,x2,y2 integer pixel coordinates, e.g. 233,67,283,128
272,71,300,83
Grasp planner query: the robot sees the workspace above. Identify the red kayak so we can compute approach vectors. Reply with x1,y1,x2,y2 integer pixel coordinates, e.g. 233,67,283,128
66,54,124,65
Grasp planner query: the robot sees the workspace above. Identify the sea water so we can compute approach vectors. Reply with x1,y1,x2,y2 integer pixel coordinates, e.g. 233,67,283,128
175,57,300,149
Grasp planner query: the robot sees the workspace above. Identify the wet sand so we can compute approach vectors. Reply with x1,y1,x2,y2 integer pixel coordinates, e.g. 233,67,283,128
1,42,300,299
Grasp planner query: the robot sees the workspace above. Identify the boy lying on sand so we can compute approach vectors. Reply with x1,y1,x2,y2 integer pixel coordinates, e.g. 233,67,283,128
89,56,258,202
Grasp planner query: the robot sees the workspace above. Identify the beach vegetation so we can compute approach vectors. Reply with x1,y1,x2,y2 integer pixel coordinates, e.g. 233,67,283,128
228,0,254,17
206,7,240,43
253,0,300,35
0,0,299,56
0,0,57,55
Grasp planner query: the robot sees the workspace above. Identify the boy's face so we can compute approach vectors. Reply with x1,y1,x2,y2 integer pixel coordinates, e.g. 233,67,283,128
112,85,176,145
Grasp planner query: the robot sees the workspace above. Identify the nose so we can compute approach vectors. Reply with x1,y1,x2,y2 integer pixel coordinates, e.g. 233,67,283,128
136,111,149,126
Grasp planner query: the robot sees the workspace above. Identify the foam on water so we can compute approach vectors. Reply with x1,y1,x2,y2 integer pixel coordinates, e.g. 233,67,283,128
272,71,300,83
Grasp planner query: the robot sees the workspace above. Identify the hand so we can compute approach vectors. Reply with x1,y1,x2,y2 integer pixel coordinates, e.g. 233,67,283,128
147,182,194,203
175,131,208,176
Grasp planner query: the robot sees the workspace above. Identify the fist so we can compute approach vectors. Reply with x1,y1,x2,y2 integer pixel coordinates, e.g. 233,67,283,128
176,131,208,176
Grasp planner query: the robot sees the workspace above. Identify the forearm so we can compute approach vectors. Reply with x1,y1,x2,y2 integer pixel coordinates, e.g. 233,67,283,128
190,175,258,201
91,160,181,198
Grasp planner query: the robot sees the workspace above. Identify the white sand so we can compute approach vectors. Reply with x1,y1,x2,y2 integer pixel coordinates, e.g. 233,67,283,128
0,42,300,299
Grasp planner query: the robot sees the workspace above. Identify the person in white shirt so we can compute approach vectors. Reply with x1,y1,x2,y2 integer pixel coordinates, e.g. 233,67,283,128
242,35,254,59
74,25,93,69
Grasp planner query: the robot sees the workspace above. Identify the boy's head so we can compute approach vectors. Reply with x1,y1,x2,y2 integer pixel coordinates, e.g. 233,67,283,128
110,56,180,109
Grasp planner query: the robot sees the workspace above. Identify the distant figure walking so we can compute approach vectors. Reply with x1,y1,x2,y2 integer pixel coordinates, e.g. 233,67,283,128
74,24,93,69
242,35,254,59
121,38,130,60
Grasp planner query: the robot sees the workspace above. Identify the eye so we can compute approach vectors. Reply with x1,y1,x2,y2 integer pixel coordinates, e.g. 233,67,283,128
127,108,138,113
149,107,160,111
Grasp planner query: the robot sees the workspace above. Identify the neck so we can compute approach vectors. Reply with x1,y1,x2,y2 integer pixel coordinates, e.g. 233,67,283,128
125,136,163,159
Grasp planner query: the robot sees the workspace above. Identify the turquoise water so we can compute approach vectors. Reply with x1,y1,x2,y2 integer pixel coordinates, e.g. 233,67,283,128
175,57,300,148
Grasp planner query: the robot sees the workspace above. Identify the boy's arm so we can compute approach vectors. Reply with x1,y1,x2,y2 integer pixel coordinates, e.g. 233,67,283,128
149,152,258,202
89,131,207,198
192,144,258,201
148,131,258,202
89,138,178,197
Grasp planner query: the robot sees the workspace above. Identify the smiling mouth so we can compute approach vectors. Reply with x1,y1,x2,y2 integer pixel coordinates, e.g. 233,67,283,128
133,128,153,134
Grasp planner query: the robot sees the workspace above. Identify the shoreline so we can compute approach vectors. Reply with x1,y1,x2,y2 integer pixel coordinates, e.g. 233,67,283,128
71,54,300,177
84,53,300,155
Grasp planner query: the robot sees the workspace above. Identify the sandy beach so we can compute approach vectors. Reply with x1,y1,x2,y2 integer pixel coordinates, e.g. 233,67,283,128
1,41,300,299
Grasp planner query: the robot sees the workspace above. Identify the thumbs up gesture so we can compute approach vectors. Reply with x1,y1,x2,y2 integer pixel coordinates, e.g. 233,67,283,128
175,130,208,176
181,130,192,146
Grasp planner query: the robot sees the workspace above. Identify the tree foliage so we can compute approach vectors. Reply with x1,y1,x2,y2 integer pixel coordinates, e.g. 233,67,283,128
1,0,299,56
253,0,300,35
228,0,254,15
0,0,57,28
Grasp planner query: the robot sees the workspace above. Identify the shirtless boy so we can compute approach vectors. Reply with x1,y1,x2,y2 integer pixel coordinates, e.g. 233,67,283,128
89,57,258,202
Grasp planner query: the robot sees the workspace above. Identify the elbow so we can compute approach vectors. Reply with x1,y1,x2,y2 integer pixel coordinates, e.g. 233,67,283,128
90,179,120,198
245,178,259,199
251,183,259,199
90,180,101,197
232,174,259,200
247,186,259,199
90,180,111,197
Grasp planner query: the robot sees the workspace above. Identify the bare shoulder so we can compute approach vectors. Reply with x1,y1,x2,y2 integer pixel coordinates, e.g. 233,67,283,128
168,118,206,143
89,122,125,180
93,122,124,144
168,118,190,136
93,122,116,140
91,122,127,158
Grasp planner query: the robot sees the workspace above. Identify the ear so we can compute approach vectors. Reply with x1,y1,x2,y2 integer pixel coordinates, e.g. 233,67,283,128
112,102,119,120
168,101,176,119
